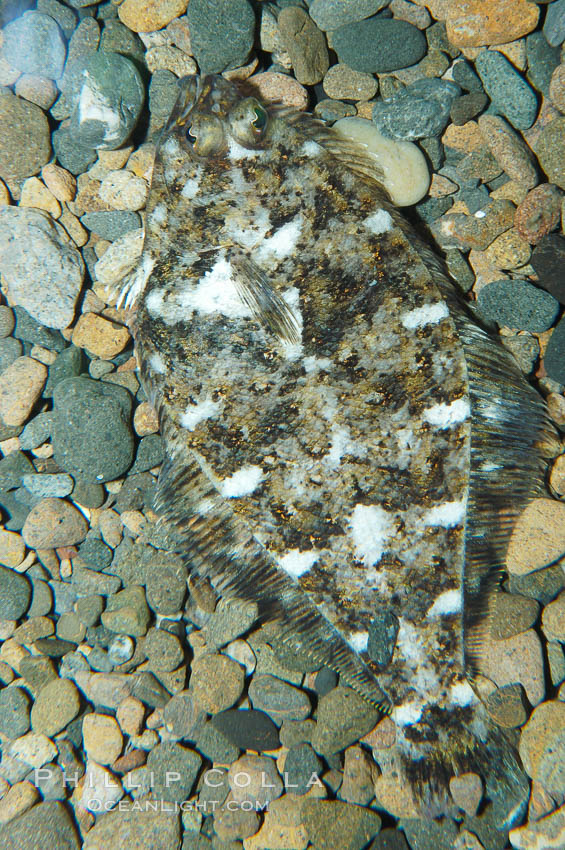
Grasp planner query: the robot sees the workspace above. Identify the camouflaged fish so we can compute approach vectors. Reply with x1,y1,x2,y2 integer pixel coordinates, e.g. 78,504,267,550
119,75,559,819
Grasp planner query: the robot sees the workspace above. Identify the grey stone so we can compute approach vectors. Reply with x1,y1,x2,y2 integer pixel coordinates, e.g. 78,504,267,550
399,817,458,850
0,451,34,491
332,18,427,74
101,584,150,637
0,306,15,338
309,0,387,30
98,19,145,63
148,70,180,136
372,78,461,140
52,125,97,174
186,0,255,74
70,565,121,596
44,346,83,398
0,686,30,738
0,90,51,181
146,742,202,803
312,687,379,755
0,337,22,375
248,674,311,726
0,801,80,850
531,233,565,305
477,279,560,333
210,709,280,752
78,536,113,571
80,210,142,241
36,0,76,39
28,578,53,617
284,743,322,795
0,207,84,330
13,307,65,352
2,11,67,79
0,565,31,619
68,51,144,150
52,376,134,484
0,491,29,531
451,59,483,92
130,433,164,474
19,413,54,451
544,0,565,46
544,315,565,384
145,551,187,616
195,720,240,764
476,50,538,130
526,31,561,96
302,799,381,850
32,761,66,800
22,473,74,498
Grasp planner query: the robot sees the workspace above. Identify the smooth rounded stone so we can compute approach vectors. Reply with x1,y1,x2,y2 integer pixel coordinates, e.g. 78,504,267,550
144,626,184,673
309,0,386,30
148,69,180,135
333,117,429,205
481,629,545,706
370,829,410,850
21,473,73,499
302,799,381,850
506,498,565,575
2,11,66,80
0,566,31,620
129,434,164,474
477,279,559,333
200,597,258,652
22,497,87,550
0,686,30,738
338,744,374,806
68,52,144,151
476,50,538,131
115,696,145,739
98,169,147,212
77,537,112,572
0,355,47,428
211,709,280,752
534,116,565,191
526,31,561,97
515,184,561,246
284,743,322,796
542,592,565,642
447,773,483,818
162,689,204,739
549,62,565,113
52,377,134,484
333,18,426,74
399,817,460,850
0,450,34,490
451,59,483,94
0,338,22,375
0,799,80,849
15,73,58,111
546,315,565,385
544,0,565,47
51,126,97,176
277,6,328,86
18,413,53,452
312,687,380,756
0,306,15,339
117,0,188,32
531,233,565,305
450,92,488,126
445,0,539,48
25,578,54,619
80,210,141,241
0,530,25,569
224,639,256,676
372,78,460,141
213,802,260,843
490,593,539,640
71,313,130,360
93,226,144,286
44,346,83,399
228,753,283,807
101,585,150,637
146,741,201,803
56,611,85,644
509,805,565,850
485,683,529,729
79,761,123,812
186,0,254,74
36,0,77,39
82,804,180,850
314,98,356,123
194,718,240,765
98,20,145,63
0,206,84,330
323,64,377,102
0,90,51,181
432,199,515,251
82,712,123,764
13,614,55,643
519,701,565,795
30,677,80,737
248,674,311,726
190,652,245,713
246,72,308,112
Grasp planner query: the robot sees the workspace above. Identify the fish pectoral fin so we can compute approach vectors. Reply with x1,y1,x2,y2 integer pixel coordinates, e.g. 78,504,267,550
229,251,301,345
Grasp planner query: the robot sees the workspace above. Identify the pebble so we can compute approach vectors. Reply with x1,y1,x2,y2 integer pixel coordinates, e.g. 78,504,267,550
549,63,565,113
323,64,377,102
450,91,488,125
82,712,123,764
533,116,565,191
34,636,77,657
542,591,565,642
0,356,46,427
487,681,530,729
101,585,150,637
0,780,39,825
99,169,148,211
200,598,258,651
13,615,54,643
30,677,80,736
519,701,565,796
9,730,58,768
312,687,380,756
506,498,565,575
284,743,323,796
333,118,429,205
544,0,565,47
432,199,515,250
68,52,144,151
228,753,283,807
19,175,60,218
118,0,188,33
41,163,76,203
491,592,540,641
80,760,123,812
187,0,255,74
302,799,382,850
0,306,15,339
22,473,74,499
144,626,184,673
339,745,375,805
0,530,25,568
0,338,22,376
0,800,80,848
162,689,204,739
515,184,561,245
129,433,164,474
309,0,386,31
400,818,459,850
210,708,280,752
52,376,134,484
86,804,181,850
15,73,58,111
511,803,565,850
0,686,30,738
333,18,426,73
22,497,87,549
248,674,311,726
0,207,84,330
449,773,483,817
277,6,329,86
72,313,130,359
145,44,197,78
445,0,539,47
476,50,538,130
477,279,559,333
213,798,261,842
531,234,565,305
0,90,52,181
314,99,356,123
481,629,545,706
146,741,201,803
190,652,245,713
78,537,113,572
2,11,66,81
93,226,144,287
526,31,561,98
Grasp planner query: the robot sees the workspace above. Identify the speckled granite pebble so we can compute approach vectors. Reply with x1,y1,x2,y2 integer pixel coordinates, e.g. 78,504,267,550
477,279,559,332
372,78,460,140
476,50,538,130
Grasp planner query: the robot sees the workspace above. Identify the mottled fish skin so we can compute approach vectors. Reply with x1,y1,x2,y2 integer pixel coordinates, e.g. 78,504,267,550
125,76,558,819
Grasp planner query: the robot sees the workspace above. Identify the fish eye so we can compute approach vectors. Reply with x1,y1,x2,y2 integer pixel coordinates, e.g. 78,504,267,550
181,115,225,157
251,105,268,134
229,97,269,146
185,124,197,144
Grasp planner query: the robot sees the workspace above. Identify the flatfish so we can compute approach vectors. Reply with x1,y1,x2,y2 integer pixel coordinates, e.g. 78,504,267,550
119,75,558,820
